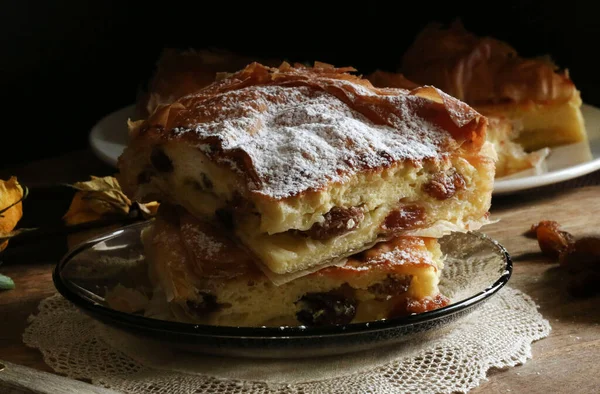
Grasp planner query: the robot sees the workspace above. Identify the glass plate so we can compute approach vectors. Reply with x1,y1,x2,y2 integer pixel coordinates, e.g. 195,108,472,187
53,221,512,358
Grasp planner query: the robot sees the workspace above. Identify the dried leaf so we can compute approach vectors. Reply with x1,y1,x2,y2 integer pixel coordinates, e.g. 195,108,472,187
63,176,159,249
561,237,600,298
63,176,132,225
131,201,160,220
0,177,25,252
559,237,600,271
63,176,160,227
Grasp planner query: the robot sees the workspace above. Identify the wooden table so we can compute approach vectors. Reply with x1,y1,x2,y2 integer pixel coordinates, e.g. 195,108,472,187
1,150,599,393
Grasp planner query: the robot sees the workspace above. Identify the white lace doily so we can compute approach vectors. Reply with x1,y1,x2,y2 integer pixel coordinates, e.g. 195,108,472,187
23,287,550,394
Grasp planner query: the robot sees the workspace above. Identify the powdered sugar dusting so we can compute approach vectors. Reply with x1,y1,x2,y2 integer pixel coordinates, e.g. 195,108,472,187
345,239,434,270
180,222,223,259
373,247,431,266
173,84,455,199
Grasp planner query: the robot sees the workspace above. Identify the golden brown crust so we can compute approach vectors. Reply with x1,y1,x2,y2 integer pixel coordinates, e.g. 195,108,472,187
401,20,577,105
123,62,488,201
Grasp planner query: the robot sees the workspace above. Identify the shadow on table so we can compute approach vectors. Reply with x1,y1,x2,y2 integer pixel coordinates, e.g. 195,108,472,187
492,171,600,213
533,265,600,324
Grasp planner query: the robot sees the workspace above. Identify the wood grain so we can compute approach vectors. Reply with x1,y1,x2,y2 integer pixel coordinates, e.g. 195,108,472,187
472,186,600,394
0,360,119,394
0,150,599,393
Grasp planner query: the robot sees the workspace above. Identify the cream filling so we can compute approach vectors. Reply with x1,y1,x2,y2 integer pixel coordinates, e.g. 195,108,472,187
237,197,491,276
203,262,441,327
486,117,550,178
478,92,587,152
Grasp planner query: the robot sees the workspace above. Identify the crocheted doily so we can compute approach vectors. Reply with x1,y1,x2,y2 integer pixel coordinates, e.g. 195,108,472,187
23,287,550,394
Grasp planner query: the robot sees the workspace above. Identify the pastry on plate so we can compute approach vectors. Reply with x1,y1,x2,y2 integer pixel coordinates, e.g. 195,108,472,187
367,67,549,178
118,62,495,278
485,117,549,178
141,206,449,327
401,20,587,153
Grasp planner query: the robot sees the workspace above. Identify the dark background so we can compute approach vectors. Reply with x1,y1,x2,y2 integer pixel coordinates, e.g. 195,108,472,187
2,1,599,168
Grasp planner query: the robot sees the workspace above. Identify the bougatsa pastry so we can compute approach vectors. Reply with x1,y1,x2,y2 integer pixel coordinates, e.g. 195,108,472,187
401,20,587,153
140,206,449,327
118,62,495,278
366,70,549,178
368,82,548,177
485,117,549,177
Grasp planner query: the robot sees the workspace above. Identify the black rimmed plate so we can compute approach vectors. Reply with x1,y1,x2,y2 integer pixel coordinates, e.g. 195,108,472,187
53,221,511,359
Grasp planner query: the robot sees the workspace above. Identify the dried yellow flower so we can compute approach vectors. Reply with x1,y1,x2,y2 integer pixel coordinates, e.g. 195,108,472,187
63,176,158,249
0,177,25,252
63,176,132,225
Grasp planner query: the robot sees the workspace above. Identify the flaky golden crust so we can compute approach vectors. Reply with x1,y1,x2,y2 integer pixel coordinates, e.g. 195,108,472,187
122,62,488,201
402,21,577,105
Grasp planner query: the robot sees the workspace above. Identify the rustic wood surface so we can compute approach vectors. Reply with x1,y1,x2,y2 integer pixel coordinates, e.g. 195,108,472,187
0,360,119,394
0,150,599,393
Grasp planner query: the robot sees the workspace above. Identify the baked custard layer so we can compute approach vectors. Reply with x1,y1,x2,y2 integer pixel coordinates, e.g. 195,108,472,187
477,94,587,152
486,117,549,178
142,212,448,327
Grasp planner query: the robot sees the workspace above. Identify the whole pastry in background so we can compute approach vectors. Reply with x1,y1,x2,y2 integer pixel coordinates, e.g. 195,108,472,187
367,70,549,178
401,20,587,154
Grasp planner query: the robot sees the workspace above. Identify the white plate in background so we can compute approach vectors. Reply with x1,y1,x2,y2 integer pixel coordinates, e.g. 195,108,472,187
493,104,600,194
89,104,600,195
89,104,135,168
